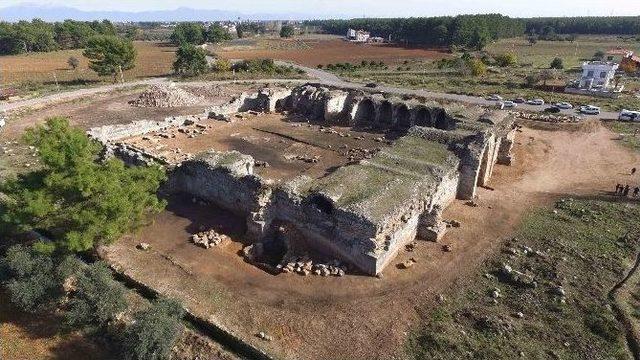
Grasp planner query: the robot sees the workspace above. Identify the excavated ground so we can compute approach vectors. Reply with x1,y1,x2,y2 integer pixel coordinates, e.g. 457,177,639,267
120,113,392,182
101,120,640,360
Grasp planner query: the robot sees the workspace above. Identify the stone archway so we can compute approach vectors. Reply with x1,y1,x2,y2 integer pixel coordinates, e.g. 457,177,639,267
354,98,376,126
378,101,393,128
414,107,432,127
394,104,411,130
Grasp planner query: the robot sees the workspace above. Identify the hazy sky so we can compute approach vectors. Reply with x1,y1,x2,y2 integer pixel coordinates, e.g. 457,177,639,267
4,0,640,17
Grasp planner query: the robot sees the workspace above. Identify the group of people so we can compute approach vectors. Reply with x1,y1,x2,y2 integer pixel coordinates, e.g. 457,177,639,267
615,167,639,197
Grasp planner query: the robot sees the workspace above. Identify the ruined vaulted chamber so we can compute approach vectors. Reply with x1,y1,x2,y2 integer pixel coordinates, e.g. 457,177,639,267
93,83,517,275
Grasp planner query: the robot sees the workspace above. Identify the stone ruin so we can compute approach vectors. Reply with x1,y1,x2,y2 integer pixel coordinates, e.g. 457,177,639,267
89,83,517,276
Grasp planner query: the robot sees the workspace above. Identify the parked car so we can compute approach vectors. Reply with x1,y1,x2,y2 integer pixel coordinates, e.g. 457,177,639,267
487,94,503,101
526,98,545,105
555,102,573,109
580,105,601,115
619,109,640,122
544,106,561,113
513,97,526,104
498,101,517,109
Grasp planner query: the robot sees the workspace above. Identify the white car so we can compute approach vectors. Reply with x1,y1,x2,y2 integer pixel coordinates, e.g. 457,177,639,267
526,99,545,106
580,105,601,115
487,94,503,101
619,109,640,122
555,102,573,109
498,101,517,109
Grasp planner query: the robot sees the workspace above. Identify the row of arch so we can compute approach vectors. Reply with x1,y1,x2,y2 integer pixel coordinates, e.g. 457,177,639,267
352,98,455,131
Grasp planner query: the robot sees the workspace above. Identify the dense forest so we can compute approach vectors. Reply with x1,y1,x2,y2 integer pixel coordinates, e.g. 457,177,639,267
308,15,640,47
525,17,640,36
0,19,117,55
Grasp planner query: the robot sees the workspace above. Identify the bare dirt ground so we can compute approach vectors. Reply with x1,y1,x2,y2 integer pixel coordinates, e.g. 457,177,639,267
101,120,640,360
122,112,389,182
213,37,451,68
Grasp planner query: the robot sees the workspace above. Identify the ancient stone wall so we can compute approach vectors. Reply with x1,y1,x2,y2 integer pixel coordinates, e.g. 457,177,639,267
164,151,271,219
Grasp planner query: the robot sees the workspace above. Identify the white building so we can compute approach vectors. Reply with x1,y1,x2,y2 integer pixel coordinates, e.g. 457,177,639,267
578,61,619,90
346,28,370,43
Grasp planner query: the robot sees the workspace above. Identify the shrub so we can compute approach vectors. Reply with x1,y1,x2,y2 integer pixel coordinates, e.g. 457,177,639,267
550,57,564,69
67,56,80,70
211,58,231,73
495,53,518,67
0,245,76,313
65,261,127,329
122,298,185,360
467,59,487,76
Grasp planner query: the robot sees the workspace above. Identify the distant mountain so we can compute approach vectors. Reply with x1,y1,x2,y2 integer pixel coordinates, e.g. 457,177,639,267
0,4,340,22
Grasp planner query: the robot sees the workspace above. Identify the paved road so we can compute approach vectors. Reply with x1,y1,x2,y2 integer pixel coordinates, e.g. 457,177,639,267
0,63,622,120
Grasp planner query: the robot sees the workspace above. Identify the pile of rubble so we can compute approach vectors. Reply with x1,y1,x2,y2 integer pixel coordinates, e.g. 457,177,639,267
511,111,581,123
130,84,203,108
346,147,379,161
277,257,346,277
191,229,229,249
285,154,320,163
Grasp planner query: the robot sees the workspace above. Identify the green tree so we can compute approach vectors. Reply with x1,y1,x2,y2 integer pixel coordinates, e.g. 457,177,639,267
495,53,517,67
122,298,185,360
83,35,137,82
206,24,231,43
173,44,209,76
539,69,555,86
0,117,166,253
236,26,244,39
0,245,77,313
525,73,540,88
469,28,489,51
550,57,564,69
170,23,205,45
65,261,127,329
280,25,295,38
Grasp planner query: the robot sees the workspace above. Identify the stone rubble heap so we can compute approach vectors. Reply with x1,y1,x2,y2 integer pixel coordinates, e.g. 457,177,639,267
130,84,203,108
511,111,581,123
191,229,229,249
277,257,346,277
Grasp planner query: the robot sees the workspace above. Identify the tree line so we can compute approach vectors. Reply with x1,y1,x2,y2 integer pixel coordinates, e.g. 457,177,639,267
0,19,117,55
307,14,526,49
308,15,640,48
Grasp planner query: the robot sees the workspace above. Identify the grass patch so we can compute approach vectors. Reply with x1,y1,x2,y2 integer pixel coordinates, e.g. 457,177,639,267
605,121,640,152
406,197,640,359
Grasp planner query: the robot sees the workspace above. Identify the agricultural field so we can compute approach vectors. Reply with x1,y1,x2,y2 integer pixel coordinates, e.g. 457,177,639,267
329,36,640,112
0,41,176,96
211,34,451,67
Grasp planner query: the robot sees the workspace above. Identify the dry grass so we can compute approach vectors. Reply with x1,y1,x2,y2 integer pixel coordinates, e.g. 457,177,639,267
0,41,176,87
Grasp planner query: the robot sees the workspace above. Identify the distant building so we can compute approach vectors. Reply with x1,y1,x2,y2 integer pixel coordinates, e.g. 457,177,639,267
346,28,370,43
565,61,622,98
578,61,619,90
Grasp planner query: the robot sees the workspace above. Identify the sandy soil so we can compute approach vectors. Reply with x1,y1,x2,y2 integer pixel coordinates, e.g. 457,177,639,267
214,38,451,67
101,120,640,360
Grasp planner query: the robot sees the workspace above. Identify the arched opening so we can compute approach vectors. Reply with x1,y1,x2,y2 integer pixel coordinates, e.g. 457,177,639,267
394,104,411,130
378,101,393,128
354,99,376,126
414,107,432,127
434,109,455,130
309,194,334,215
